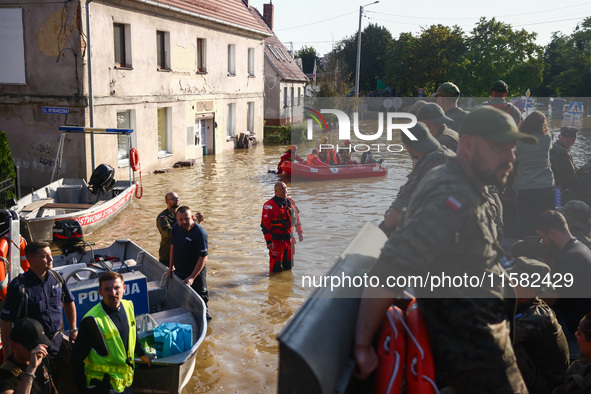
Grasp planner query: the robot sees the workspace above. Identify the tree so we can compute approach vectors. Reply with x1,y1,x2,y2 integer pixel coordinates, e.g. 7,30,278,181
386,25,468,96
333,23,394,93
464,18,544,96
314,51,353,97
295,46,320,75
0,131,17,203
542,18,591,97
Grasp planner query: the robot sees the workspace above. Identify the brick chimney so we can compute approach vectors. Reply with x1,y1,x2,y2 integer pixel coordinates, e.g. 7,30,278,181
263,2,274,30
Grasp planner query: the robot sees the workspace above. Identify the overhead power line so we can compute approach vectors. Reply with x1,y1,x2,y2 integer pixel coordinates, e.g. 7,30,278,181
275,11,357,31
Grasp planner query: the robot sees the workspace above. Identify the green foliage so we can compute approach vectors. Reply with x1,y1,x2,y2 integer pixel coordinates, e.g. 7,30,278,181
314,51,354,97
387,25,468,96
334,24,394,92
0,130,17,201
263,124,306,144
464,18,544,96
541,17,591,97
295,46,320,74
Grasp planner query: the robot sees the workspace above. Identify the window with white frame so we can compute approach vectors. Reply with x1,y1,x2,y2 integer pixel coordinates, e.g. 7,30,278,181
247,102,254,133
227,103,236,138
196,38,206,72
248,48,255,76
117,110,136,167
283,87,287,108
114,23,131,68
227,44,236,76
157,107,171,155
156,30,170,70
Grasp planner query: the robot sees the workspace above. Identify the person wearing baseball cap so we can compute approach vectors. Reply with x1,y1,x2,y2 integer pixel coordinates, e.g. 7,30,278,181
417,103,459,152
380,122,455,235
551,126,581,204
506,257,569,393
0,318,56,393
356,106,533,392
557,200,591,249
431,82,470,129
486,79,523,125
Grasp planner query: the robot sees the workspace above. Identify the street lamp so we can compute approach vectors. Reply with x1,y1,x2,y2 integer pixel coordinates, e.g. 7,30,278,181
354,1,379,97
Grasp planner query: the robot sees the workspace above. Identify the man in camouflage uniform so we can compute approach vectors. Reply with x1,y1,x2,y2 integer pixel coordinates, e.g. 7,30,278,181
355,107,537,392
551,127,580,204
557,200,591,250
380,122,455,236
508,257,569,394
417,103,460,152
432,81,470,130
486,80,523,126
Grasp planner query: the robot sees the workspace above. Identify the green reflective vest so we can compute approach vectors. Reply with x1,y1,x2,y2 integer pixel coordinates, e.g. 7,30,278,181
84,299,136,393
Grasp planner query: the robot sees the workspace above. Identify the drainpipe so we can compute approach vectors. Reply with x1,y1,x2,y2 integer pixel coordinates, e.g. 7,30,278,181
85,0,96,170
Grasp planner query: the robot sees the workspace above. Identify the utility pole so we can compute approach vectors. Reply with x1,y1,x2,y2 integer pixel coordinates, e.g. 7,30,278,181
355,1,379,97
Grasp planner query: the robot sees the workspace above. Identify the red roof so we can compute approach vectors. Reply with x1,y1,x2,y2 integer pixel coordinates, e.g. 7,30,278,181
249,7,307,83
143,0,269,35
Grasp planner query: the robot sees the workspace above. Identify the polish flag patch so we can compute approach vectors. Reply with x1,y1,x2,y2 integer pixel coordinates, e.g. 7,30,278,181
446,196,462,211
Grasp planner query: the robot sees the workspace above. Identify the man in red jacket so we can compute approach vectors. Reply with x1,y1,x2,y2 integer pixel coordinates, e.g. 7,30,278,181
277,145,304,174
261,182,304,273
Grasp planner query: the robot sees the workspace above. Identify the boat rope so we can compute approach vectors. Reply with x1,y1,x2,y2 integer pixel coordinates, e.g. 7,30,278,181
134,367,156,394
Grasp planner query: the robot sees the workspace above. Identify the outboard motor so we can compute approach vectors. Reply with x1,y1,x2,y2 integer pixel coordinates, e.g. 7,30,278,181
88,164,116,194
53,219,84,251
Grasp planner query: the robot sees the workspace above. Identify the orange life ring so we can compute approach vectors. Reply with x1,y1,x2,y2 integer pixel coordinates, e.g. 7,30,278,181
405,299,437,394
373,305,406,394
130,147,140,172
0,235,29,301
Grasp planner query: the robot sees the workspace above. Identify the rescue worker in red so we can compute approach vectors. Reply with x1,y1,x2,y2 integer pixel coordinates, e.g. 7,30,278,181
277,145,304,174
306,149,328,167
261,182,304,273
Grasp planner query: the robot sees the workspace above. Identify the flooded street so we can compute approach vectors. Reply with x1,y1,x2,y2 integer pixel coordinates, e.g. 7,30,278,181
85,115,590,393
86,137,411,393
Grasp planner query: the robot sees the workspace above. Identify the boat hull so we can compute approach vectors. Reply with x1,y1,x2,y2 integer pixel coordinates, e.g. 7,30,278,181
281,161,387,180
51,240,207,394
13,179,136,242
277,223,387,393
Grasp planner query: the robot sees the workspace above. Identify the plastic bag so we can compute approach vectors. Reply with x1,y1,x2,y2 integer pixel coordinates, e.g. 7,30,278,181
153,322,192,358
137,314,159,358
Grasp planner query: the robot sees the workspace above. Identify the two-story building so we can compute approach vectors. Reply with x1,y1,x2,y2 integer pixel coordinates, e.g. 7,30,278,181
249,3,307,126
0,0,269,189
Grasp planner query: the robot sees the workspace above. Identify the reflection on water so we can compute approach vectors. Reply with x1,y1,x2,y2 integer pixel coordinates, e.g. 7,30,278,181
85,138,411,393
85,117,589,392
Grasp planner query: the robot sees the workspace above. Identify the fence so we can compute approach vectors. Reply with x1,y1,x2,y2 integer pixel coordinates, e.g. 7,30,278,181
0,166,20,209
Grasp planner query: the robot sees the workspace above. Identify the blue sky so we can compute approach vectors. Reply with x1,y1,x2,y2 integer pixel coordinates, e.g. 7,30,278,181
250,0,591,55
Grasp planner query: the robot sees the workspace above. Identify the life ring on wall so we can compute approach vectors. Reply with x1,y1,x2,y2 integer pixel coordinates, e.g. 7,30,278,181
130,147,143,199
130,147,140,172
0,235,29,301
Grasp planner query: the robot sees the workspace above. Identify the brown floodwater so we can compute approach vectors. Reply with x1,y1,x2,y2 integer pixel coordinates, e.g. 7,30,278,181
85,114,589,393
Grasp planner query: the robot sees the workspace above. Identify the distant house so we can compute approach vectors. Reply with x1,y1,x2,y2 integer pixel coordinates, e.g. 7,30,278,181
249,3,307,126
0,0,269,189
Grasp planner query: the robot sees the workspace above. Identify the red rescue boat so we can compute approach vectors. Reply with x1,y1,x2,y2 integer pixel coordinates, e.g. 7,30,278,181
280,161,387,180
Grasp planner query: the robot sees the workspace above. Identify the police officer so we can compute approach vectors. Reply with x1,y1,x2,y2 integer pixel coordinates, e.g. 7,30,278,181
416,103,459,152
431,82,470,130
0,241,77,393
355,107,537,392
380,122,455,235
551,126,580,204
156,192,204,266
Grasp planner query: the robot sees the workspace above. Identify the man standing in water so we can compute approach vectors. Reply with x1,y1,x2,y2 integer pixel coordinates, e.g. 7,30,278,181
157,192,203,266
261,182,303,273
167,206,211,320
354,107,537,392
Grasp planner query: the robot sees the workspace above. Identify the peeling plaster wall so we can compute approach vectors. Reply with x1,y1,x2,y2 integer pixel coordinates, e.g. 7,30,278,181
0,0,266,189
